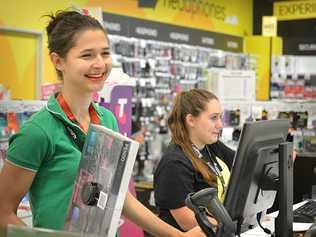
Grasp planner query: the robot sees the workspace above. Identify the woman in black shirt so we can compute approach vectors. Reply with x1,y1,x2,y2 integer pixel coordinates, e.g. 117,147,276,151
154,89,235,231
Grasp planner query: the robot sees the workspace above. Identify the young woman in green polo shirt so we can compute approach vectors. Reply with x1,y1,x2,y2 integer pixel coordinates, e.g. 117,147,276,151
0,10,204,237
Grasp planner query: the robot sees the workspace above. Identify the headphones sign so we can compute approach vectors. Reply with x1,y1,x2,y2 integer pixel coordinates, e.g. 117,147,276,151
161,1,226,22
274,0,316,21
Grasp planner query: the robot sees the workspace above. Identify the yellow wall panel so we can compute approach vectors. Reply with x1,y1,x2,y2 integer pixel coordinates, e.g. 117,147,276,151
0,32,17,95
244,36,271,101
272,37,283,56
0,32,36,99
0,0,87,99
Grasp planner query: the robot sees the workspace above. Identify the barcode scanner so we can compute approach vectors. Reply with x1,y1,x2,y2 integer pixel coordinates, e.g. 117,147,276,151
186,188,236,237
81,182,103,206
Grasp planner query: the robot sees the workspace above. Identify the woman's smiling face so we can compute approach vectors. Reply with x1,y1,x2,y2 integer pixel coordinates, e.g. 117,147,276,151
57,29,112,93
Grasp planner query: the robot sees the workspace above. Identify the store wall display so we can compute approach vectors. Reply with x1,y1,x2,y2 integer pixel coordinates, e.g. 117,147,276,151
221,99,316,155
292,129,316,153
205,69,256,101
222,100,316,129
271,55,316,99
222,109,241,127
251,1,316,101
108,34,253,181
103,11,243,52
0,100,46,138
278,111,309,130
0,100,46,170
266,1,316,154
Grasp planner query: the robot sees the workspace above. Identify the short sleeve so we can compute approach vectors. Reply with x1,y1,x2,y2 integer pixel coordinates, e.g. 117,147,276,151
106,109,119,132
98,106,119,132
154,155,195,210
7,122,51,172
111,114,119,132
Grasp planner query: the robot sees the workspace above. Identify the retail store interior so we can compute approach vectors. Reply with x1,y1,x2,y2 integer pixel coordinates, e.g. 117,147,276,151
0,0,316,237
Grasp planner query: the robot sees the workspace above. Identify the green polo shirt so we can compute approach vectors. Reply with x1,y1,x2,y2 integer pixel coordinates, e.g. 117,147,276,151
7,95,118,230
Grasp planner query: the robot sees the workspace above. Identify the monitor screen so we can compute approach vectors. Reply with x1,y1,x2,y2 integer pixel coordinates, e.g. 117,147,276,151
223,119,290,232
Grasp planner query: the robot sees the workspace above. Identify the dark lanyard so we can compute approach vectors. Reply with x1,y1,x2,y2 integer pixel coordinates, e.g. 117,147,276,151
193,145,226,194
205,146,226,195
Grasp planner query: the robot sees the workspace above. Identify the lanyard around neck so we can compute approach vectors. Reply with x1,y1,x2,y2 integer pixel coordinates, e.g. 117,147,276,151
56,93,100,131
193,144,226,194
56,93,100,151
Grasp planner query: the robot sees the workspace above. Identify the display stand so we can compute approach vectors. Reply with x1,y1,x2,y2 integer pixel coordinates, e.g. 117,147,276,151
99,68,135,138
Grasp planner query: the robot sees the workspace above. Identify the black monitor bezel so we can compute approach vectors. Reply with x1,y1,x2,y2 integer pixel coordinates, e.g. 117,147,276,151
223,119,290,227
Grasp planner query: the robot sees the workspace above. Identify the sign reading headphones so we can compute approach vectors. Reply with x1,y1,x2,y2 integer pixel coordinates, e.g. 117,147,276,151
162,0,226,21
274,0,316,21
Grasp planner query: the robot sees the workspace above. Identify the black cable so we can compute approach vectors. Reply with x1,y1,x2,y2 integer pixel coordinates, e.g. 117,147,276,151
236,218,242,237
257,212,274,236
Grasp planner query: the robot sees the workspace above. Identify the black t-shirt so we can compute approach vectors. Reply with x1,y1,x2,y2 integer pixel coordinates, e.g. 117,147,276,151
153,140,235,231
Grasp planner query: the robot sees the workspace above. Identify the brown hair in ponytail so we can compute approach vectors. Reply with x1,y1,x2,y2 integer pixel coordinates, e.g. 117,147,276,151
167,88,219,186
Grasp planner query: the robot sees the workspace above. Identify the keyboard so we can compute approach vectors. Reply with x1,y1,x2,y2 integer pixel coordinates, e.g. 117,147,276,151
293,200,316,223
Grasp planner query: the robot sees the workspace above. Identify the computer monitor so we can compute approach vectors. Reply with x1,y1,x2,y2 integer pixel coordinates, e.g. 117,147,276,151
223,119,293,235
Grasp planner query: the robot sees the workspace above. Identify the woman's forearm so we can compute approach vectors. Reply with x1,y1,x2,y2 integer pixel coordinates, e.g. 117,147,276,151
122,192,184,237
